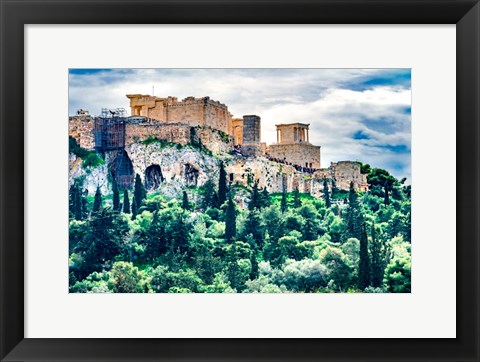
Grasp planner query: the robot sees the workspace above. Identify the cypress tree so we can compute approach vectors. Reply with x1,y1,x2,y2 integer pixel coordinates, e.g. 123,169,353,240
92,186,102,213
182,191,190,211
248,180,260,210
74,186,82,220
131,195,137,220
225,195,237,242
293,188,302,208
243,209,264,249
331,178,338,198
384,181,390,205
259,187,271,208
281,189,288,213
217,162,227,207
134,174,145,209
69,184,76,218
81,191,89,219
250,250,259,280
123,189,130,213
226,243,242,291
202,179,217,209
346,181,362,239
370,222,387,287
171,214,190,254
358,222,371,290
323,178,331,208
145,210,167,260
112,180,120,212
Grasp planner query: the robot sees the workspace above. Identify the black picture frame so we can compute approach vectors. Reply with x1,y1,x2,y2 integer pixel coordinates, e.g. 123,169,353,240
1,0,479,361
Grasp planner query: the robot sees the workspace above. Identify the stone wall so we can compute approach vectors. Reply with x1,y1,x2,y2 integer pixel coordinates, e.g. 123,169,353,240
312,161,368,192
268,143,321,169
225,158,324,197
69,116,95,150
125,122,191,146
126,94,233,135
68,117,233,155
331,161,368,191
232,118,243,145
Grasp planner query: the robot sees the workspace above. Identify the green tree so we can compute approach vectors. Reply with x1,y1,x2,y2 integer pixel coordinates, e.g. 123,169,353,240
384,181,390,205
331,178,338,198
345,181,363,239
202,179,218,209
280,189,288,213
366,167,398,200
123,189,130,213
112,179,120,212
111,261,146,293
384,257,411,293
134,174,146,209
292,188,302,208
370,223,388,287
74,208,129,278
182,191,190,211
131,195,137,220
258,187,271,208
170,213,191,254
249,250,259,280
225,195,237,242
74,186,83,220
318,247,352,292
323,178,331,208
248,180,260,210
92,186,102,213
242,209,264,249
144,210,168,259
80,190,89,219
217,162,227,207
358,222,371,290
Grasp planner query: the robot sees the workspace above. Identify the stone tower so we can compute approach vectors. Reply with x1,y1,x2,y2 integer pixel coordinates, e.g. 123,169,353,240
268,123,321,168
241,115,261,156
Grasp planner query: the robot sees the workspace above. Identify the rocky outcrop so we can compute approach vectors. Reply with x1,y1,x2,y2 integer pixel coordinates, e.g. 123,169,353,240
125,142,222,198
68,153,109,195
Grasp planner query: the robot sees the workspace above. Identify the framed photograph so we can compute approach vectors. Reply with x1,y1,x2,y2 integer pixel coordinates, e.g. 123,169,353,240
1,0,478,361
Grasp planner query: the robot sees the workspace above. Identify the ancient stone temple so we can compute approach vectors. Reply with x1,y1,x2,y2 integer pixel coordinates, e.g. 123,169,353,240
267,123,321,169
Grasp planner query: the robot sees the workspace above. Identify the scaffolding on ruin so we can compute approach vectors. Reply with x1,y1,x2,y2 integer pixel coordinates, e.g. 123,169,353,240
94,116,126,151
94,112,134,188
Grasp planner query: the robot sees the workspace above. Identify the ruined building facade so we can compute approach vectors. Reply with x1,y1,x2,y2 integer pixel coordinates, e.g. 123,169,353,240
126,94,233,135
267,123,321,169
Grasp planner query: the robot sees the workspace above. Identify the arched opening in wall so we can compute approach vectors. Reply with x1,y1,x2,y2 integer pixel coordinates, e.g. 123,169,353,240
110,150,134,189
184,163,199,186
145,165,164,190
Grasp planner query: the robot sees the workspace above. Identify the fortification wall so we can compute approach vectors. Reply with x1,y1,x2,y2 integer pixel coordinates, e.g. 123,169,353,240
331,161,368,191
225,158,323,196
69,116,95,150
268,143,321,169
312,161,368,192
205,101,232,135
125,123,191,146
127,95,233,135
166,103,204,127
232,118,243,145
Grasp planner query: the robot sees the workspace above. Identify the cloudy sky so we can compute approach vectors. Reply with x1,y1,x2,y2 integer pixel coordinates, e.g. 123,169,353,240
69,68,411,181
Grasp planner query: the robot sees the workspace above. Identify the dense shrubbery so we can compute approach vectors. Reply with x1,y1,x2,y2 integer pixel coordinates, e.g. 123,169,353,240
69,162,411,293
